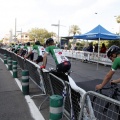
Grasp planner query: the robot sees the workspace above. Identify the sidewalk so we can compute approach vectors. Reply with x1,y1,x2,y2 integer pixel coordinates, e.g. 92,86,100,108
0,58,45,120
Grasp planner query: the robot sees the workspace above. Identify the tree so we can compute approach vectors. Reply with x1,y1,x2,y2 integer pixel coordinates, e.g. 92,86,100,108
28,28,56,44
108,40,120,48
0,40,3,43
116,15,120,34
116,15,120,23
69,25,81,35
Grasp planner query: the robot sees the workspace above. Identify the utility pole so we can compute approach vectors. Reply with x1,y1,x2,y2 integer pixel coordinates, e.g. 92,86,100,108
51,20,66,48
58,20,60,45
21,28,22,43
17,28,22,43
15,18,17,43
9,29,12,43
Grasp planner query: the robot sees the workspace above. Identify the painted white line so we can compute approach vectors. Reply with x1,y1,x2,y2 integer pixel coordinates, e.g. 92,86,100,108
25,95,45,120
14,76,45,120
0,57,45,120
14,78,22,91
0,58,4,62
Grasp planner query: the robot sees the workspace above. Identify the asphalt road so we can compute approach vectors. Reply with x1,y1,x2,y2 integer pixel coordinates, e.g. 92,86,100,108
1,53,120,120
46,55,120,91
0,58,35,120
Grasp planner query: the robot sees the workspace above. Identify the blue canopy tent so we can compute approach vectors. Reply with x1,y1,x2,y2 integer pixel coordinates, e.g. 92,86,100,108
74,25,120,69
74,24,120,40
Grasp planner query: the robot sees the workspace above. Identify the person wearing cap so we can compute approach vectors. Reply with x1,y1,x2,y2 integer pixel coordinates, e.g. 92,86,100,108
10,43,15,52
25,41,45,64
96,45,120,90
20,42,32,57
40,38,71,74
17,43,25,56
13,43,20,54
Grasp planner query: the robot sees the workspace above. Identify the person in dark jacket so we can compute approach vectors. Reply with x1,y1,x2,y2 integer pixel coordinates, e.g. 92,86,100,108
94,43,98,52
87,43,93,52
100,43,107,53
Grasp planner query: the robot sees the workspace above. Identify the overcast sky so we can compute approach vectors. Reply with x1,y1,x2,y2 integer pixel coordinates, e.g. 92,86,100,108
0,0,120,39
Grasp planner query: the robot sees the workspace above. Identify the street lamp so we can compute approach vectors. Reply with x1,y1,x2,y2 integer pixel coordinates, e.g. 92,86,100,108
16,28,22,43
14,18,17,42
94,12,100,70
14,18,22,43
51,20,66,48
51,20,60,47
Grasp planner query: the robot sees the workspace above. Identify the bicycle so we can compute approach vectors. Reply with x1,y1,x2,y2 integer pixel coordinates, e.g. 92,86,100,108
92,83,120,120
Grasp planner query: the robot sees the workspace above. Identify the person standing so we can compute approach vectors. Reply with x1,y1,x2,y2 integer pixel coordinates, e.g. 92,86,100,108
94,43,98,53
100,43,107,53
86,43,93,52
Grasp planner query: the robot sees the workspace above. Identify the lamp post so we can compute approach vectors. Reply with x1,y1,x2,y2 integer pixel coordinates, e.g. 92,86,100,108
14,18,17,42
95,12,100,70
16,28,22,43
14,18,22,43
9,30,13,43
51,20,60,47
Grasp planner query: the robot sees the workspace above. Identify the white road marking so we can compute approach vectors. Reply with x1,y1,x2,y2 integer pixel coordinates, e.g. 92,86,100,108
0,58,45,120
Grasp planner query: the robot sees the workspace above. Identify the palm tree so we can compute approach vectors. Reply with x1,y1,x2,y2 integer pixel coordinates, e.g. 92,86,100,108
116,15,120,34
69,25,81,36
116,15,120,23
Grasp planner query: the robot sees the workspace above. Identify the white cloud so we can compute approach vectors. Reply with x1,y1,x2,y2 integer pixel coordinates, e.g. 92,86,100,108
66,0,120,33
0,0,120,39
46,0,83,6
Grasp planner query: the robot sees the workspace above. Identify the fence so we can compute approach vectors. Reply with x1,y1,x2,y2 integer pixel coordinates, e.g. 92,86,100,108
62,50,112,66
0,48,120,120
80,91,120,120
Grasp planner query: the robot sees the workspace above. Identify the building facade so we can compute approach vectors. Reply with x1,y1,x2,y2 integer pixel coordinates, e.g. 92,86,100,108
3,32,30,44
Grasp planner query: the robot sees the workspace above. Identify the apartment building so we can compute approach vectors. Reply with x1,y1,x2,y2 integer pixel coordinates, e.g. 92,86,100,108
17,32,30,43
3,32,30,44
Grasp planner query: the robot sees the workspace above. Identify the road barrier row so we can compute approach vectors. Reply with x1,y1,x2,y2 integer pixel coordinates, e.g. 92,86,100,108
62,50,112,66
12,61,17,78
0,48,120,120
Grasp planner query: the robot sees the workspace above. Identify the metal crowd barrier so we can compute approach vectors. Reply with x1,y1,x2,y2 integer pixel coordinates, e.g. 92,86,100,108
48,73,96,120
16,55,25,70
0,48,46,95
10,52,17,61
62,50,112,66
1,48,120,120
49,72,69,118
80,91,120,120
66,76,96,120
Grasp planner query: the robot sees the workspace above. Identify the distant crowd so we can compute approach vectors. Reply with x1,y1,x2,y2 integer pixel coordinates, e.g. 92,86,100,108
6,39,71,74
82,42,107,53
63,42,107,53
7,41,45,64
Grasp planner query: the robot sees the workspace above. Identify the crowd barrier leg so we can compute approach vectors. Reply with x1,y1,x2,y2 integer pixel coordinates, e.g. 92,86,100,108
49,95,63,120
38,96,49,110
30,68,46,99
22,70,29,95
30,68,48,110
12,61,17,78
